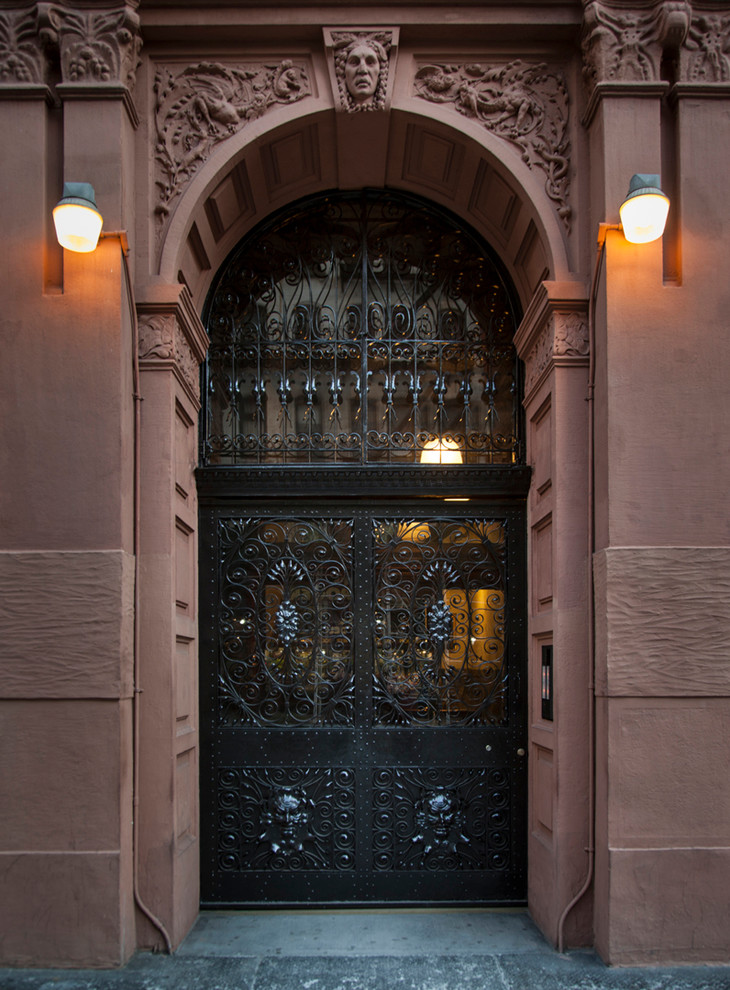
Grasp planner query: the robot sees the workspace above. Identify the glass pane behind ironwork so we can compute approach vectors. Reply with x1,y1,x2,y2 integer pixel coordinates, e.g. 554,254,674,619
373,516,507,726
204,191,521,465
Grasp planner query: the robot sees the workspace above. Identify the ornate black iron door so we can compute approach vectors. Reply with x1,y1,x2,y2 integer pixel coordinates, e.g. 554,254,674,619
200,497,527,906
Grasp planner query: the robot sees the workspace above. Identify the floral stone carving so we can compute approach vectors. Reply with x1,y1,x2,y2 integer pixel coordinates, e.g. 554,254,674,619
581,1,662,88
38,2,142,89
682,13,730,83
0,8,44,85
553,313,589,357
138,313,200,400
414,61,571,228
153,60,310,223
523,312,588,395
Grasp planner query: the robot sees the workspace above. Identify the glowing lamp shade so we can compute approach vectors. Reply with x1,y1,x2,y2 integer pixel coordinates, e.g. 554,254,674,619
619,174,670,244
53,182,103,253
420,437,464,464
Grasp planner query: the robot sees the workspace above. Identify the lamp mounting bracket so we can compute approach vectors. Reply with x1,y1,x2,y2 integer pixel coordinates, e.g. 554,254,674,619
100,230,130,257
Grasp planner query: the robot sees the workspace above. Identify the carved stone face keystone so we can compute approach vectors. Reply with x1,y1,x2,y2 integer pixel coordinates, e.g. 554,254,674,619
345,42,380,103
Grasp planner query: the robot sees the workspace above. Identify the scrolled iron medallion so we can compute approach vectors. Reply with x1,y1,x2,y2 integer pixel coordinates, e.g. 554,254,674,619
203,191,522,466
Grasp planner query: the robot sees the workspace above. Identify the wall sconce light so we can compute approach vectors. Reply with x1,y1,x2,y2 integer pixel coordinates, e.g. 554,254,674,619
420,437,464,464
53,182,104,253
618,173,670,244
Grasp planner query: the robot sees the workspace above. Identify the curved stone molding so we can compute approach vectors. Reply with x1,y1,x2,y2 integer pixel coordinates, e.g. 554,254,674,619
414,61,571,229
38,1,142,89
323,27,399,113
153,60,310,225
681,11,730,83
0,7,44,86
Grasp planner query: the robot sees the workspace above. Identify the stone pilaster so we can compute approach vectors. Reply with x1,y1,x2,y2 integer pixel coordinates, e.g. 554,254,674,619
38,0,142,125
135,284,208,949
515,280,591,948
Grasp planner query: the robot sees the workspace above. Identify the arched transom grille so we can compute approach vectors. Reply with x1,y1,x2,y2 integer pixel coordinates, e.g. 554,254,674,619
203,191,522,465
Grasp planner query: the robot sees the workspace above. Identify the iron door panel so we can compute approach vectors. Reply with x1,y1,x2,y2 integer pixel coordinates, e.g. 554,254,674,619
365,730,525,903
200,501,526,906
211,727,362,904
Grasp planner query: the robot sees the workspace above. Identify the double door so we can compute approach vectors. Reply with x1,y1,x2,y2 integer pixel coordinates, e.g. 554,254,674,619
200,499,526,905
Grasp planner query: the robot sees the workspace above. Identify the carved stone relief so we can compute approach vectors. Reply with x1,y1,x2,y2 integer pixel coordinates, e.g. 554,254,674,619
138,312,176,361
581,0,703,92
138,312,200,400
0,7,44,85
523,312,588,395
582,1,663,88
38,2,142,89
524,323,554,396
325,29,398,112
681,12,730,82
553,312,589,357
414,61,571,229
153,60,310,225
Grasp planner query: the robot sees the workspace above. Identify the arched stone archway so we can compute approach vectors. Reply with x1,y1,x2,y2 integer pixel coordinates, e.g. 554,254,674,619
152,104,574,313
135,93,590,951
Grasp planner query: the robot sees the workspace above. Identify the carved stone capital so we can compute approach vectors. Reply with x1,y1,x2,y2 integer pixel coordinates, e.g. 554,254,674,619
515,281,589,399
38,1,142,91
138,313,201,404
553,312,589,358
582,1,663,91
137,285,209,407
413,60,571,230
323,27,399,113
0,6,45,87
680,10,730,84
153,59,311,226
522,312,589,396
523,322,555,397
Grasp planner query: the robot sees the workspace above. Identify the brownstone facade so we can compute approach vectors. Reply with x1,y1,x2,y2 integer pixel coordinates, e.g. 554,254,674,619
1,0,729,968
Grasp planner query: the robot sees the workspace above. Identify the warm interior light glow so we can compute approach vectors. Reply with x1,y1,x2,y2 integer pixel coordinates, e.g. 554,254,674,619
619,174,669,244
420,437,464,464
52,182,103,253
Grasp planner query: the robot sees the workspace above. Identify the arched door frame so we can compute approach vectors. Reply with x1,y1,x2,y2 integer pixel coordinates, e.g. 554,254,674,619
134,103,591,949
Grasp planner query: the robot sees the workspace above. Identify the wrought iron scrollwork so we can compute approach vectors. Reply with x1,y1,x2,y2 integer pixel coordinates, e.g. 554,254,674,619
373,516,508,725
204,191,522,465
217,517,355,726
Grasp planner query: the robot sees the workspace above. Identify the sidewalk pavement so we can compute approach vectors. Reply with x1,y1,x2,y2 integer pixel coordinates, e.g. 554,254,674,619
2,909,729,990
